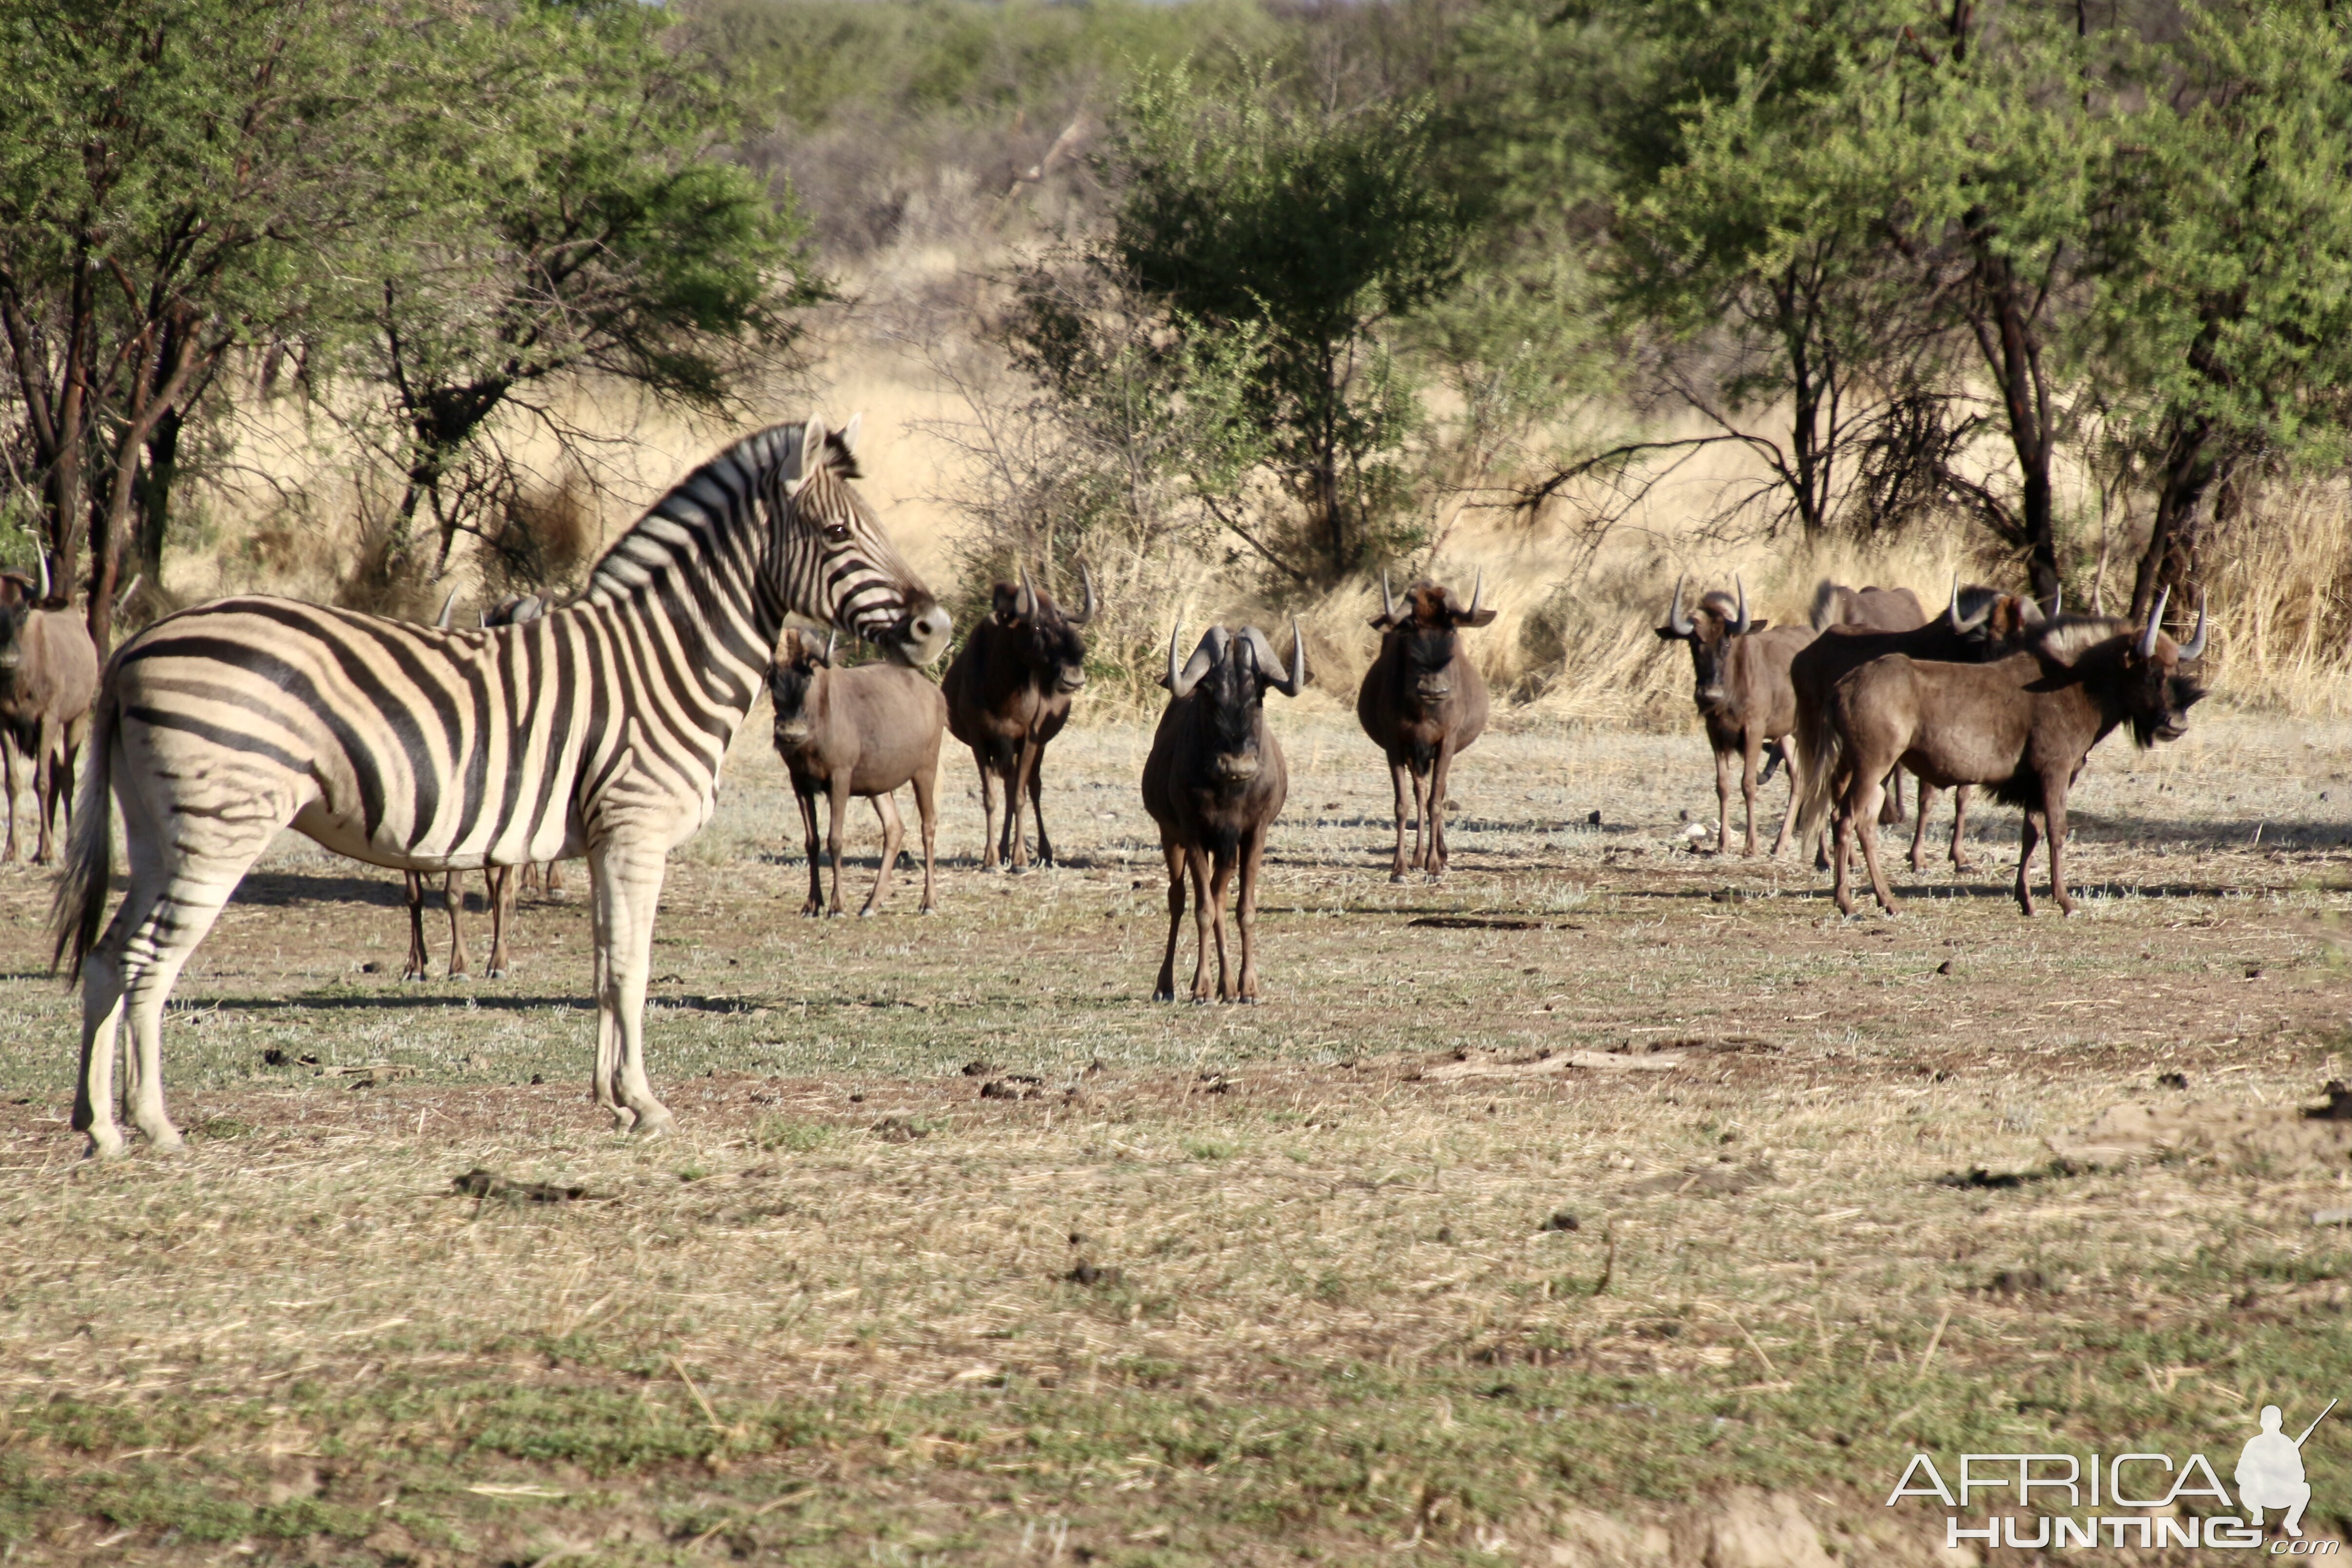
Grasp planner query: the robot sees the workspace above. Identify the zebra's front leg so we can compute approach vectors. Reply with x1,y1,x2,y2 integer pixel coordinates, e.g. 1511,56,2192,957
589,839,675,1136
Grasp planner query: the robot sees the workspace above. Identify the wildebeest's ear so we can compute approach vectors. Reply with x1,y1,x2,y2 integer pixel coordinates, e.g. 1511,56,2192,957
1745,617,1769,633
1654,624,1682,641
1458,606,1498,628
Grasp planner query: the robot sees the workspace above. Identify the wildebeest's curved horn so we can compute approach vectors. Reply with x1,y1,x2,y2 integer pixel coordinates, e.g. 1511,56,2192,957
2050,583,2062,619
1382,571,1397,624
1242,622,1306,698
436,589,458,629
1665,574,1694,637
1165,618,1184,692
37,556,50,603
1070,563,1096,625
822,628,838,665
1732,575,1751,636
2177,590,2208,659
1468,567,1484,622
1016,566,1036,623
1171,626,1223,698
1946,576,1993,632
2139,585,2171,659
118,573,142,610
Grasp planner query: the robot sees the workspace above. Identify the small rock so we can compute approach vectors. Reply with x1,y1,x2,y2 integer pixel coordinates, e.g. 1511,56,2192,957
1935,960,1953,976
961,1060,995,1077
262,1047,288,1066
1540,1210,1581,1233
1066,1262,1123,1287
2157,1071,2189,1090
1587,809,1603,826
529,1073,544,1085
360,962,380,974
871,1116,928,1142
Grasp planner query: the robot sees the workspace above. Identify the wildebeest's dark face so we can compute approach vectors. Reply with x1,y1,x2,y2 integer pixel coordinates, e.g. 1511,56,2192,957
1655,579,1765,712
0,577,34,691
992,568,1095,695
2122,590,2210,746
1166,622,1307,784
767,628,832,749
1374,578,1496,706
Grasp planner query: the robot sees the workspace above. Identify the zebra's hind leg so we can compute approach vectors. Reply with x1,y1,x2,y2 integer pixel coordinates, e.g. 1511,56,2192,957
588,839,675,1136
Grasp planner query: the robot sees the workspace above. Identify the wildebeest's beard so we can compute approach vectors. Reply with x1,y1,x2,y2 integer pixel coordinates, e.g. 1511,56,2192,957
768,646,823,747
1037,618,1087,694
2131,665,2206,746
1404,625,1458,703
0,600,27,689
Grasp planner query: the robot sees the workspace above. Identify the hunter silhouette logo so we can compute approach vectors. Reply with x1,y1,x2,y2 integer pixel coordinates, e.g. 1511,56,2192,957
1885,1398,2340,1551
2240,1401,2334,1538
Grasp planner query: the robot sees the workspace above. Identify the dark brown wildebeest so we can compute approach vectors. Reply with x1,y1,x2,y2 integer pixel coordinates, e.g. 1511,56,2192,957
0,561,99,864
1800,592,2206,917
1791,581,2042,872
1358,572,1496,880
943,566,1094,872
1655,576,1818,856
1141,620,1306,1003
769,627,945,917
402,592,548,980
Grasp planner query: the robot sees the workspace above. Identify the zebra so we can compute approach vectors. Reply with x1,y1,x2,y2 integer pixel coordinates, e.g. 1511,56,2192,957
54,416,949,1157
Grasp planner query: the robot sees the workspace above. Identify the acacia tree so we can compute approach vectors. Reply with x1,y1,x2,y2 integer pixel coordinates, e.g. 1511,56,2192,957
0,0,380,643
1095,72,1471,583
349,1,819,582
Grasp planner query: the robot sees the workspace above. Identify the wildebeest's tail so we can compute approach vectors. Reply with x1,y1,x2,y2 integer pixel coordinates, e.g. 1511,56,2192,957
51,671,117,980
1793,684,1842,848
1809,579,1844,631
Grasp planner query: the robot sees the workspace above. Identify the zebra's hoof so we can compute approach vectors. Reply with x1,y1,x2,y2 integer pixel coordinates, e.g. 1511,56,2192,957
629,1109,676,1139
83,1132,129,1161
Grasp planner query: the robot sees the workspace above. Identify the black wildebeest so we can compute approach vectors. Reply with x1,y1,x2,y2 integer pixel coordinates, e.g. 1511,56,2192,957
1358,572,1495,880
1655,576,1817,856
1141,620,1306,1003
769,627,945,917
1791,581,2041,872
943,566,1094,871
1799,592,2207,917
0,561,99,864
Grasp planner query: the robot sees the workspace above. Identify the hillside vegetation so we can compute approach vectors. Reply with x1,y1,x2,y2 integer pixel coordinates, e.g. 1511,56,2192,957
3,0,2349,714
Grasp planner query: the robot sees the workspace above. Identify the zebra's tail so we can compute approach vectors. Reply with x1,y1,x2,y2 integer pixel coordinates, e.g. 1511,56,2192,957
52,672,117,981
1792,687,1842,851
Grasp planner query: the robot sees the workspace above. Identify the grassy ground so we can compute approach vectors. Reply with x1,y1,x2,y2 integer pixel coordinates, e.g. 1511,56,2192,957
2,706,2350,1566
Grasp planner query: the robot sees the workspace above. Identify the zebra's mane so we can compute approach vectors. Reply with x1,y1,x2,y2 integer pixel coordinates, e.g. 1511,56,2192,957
582,422,816,605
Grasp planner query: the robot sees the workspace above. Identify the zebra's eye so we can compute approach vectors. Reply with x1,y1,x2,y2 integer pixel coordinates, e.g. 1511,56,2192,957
823,522,851,543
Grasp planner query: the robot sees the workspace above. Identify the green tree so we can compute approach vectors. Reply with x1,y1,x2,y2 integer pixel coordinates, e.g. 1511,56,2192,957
351,0,820,582
1097,70,1472,583
0,0,382,643
2083,0,2352,618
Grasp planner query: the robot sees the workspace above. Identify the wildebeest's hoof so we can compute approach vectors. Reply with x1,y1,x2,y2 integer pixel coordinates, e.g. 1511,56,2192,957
402,970,429,983
485,966,507,980
1152,988,1175,1003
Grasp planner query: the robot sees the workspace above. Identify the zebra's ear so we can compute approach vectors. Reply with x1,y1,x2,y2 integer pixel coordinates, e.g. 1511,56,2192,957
837,413,862,457
789,415,830,494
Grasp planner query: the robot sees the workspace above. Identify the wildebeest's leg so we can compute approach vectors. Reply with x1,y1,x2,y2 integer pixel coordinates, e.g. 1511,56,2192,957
1713,744,1735,856
1206,846,1237,1001
544,861,563,896
0,730,19,864
1739,734,1764,857
1007,736,1042,871
1879,766,1906,826
2043,774,2076,916
1387,758,1411,881
1830,794,1857,917
2014,807,2043,917
1409,764,1433,876
1025,741,1054,868
484,866,514,979
1768,742,1802,859
1186,847,1215,1003
973,747,1001,872
48,716,81,850
862,789,905,917
30,715,58,863
1235,821,1269,1002
1908,782,1939,874
402,871,430,980
1153,838,1186,1002
912,759,939,915
1851,770,1900,914
443,870,471,979
588,838,675,1135
1429,740,1459,877
794,782,824,918
825,772,853,916
1949,785,1973,872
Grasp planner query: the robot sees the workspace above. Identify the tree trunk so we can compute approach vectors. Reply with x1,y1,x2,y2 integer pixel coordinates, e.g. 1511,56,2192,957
1970,239,2060,603
2131,416,2219,623
135,404,182,589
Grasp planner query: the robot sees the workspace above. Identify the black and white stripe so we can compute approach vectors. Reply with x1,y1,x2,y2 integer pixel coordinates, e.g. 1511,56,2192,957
55,416,948,1156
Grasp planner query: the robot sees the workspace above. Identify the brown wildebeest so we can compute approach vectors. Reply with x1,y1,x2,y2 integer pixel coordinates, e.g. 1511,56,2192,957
1358,571,1495,880
1791,581,2041,872
402,592,549,980
0,561,99,864
943,566,1094,872
1141,620,1306,1003
1809,581,1930,634
1655,576,1817,856
769,627,945,917
1801,592,2207,917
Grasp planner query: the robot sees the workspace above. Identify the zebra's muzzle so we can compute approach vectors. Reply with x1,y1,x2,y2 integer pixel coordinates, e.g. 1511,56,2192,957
876,600,953,667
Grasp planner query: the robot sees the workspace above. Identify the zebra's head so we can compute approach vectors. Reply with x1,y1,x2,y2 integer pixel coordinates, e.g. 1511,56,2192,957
783,415,951,667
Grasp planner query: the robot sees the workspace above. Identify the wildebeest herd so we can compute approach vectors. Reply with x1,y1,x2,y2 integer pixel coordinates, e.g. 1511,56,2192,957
9,421,2211,1156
